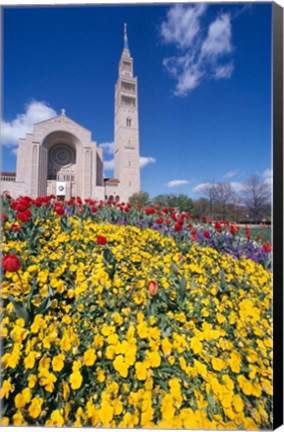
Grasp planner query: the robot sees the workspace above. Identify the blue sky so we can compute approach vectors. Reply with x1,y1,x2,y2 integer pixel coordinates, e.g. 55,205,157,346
1,3,273,199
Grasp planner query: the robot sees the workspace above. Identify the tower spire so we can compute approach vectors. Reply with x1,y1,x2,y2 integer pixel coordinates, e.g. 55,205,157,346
124,22,129,51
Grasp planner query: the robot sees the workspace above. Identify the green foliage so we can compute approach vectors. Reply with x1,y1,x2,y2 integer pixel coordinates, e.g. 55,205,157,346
152,194,194,213
128,191,150,207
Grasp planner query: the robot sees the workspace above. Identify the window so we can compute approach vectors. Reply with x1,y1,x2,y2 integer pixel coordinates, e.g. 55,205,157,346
121,96,135,107
126,118,132,127
129,181,131,187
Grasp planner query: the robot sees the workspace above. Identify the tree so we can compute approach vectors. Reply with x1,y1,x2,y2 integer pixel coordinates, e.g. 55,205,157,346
192,197,210,218
196,181,217,218
128,191,150,207
242,174,271,222
214,183,236,220
152,194,194,213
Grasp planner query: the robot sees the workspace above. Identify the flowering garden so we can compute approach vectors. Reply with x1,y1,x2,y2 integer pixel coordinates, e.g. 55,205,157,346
1,194,272,428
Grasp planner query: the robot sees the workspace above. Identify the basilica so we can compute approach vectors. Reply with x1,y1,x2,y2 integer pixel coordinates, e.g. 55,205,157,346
0,25,140,203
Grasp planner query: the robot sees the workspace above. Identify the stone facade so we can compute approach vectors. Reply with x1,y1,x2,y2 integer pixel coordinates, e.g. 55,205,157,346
0,26,140,203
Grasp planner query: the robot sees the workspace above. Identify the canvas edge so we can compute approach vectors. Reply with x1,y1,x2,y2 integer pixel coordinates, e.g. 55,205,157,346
273,1,284,430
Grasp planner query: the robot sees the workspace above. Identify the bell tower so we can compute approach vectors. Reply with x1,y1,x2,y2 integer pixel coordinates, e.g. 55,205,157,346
114,23,140,199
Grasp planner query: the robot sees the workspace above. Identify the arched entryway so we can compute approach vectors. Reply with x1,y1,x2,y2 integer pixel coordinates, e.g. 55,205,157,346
41,131,82,199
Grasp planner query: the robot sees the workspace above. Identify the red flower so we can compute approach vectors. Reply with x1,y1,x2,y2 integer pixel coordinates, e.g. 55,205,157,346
55,206,65,216
230,225,237,236
2,254,21,272
246,233,251,241
174,223,182,232
17,212,29,223
12,224,21,232
165,218,171,225
191,234,197,242
91,206,97,213
155,217,164,224
145,207,155,215
202,216,207,222
97,236,107,246
263,242,272,253
203,230,210,239
215,221,221,233
148,280,158,296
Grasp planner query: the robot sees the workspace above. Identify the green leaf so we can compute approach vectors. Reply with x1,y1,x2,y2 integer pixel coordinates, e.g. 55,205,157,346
179,275,187,302
7,294,30,325
37,287,53,315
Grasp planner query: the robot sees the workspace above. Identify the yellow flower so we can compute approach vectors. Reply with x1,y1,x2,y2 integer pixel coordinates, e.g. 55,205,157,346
27,374,37,389
62,382,70,400
194,360,207,377
84,348,97,366
161,394,175,421
98,400,114,425
28,397,44,419
45,409,65,426
162,338,172,356
97,367,106,382
232,394,244,413
147,350,161,368
229,351,242,373
113,355,129,378
70,370,83,390
212,357,225,371
13,410,27,426
190,336,202,354
135,361,148,381
1,377,13,399
137,321,148,339
0,417,9,426
52,354,65,372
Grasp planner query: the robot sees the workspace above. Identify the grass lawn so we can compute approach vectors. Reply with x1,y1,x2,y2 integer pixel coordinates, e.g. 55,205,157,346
239,226,272,243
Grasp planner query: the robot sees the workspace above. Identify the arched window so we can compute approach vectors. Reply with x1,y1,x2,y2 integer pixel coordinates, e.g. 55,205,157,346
126,118,132,127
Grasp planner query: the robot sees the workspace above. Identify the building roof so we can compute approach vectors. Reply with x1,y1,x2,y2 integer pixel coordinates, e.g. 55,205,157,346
104,178,120,184
1,172,16,177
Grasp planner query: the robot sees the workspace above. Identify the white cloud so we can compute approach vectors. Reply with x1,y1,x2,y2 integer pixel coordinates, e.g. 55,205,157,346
104,155,156,172
104,159,114,170
201,14,233,58
224,169,239,179
213,62,234,79
160,4,207,50
229,182,244,193
1,100,57,147
139,156,156,168
193,181,243,193
166,179,190,188
160,6,234,96
192,182,213,192
263,168,272,178
98,141,114,155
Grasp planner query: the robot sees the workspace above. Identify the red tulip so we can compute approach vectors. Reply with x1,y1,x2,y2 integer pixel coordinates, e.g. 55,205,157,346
263,242,272,253
12,224,21,232
2,254,21,272
17,212,29,223
148,280,158,296
230,225,237,236
97,236,107,246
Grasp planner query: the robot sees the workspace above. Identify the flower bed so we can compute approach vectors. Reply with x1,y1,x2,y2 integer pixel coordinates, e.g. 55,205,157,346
1,199,273,428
